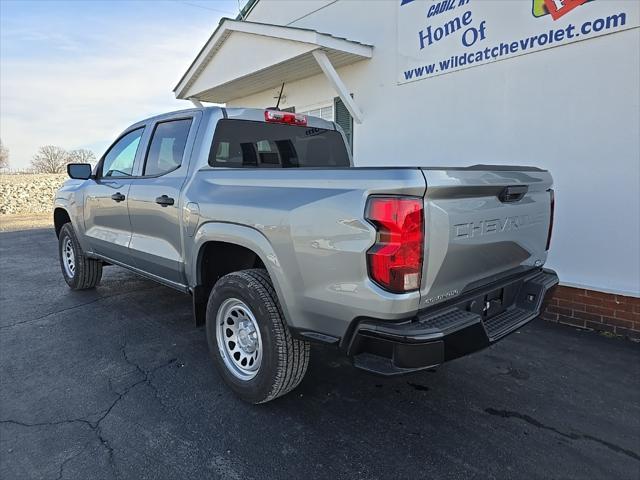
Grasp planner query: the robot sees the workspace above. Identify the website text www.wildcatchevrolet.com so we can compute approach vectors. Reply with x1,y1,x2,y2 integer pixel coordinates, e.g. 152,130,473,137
403,12,627,80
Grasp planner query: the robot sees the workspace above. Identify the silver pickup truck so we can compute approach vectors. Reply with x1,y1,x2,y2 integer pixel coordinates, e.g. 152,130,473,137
54,107,558,403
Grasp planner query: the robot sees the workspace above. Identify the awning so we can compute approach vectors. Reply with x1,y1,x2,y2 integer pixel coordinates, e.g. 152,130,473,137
174,19,373,123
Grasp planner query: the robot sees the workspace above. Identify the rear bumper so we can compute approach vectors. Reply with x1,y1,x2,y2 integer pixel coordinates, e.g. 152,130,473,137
346,268,559,375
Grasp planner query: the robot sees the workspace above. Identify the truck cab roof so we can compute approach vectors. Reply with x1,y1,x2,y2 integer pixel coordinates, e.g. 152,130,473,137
126,106,337,133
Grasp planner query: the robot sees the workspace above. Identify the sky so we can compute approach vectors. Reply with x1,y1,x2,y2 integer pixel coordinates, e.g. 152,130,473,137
0,0,243,169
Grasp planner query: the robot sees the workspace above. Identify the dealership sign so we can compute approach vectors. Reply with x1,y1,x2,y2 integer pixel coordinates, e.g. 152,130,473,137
397,0,639,83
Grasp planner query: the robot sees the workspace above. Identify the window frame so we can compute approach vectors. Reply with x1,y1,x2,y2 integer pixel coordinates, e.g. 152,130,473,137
97,126,145,179
139,117,194,178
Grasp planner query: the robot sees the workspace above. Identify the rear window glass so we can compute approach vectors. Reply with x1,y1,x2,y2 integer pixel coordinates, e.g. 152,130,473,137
209,119,350,168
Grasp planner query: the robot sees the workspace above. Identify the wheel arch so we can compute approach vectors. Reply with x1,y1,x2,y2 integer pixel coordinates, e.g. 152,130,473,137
53,207,71,237
196,240,266,292
191,222,295,324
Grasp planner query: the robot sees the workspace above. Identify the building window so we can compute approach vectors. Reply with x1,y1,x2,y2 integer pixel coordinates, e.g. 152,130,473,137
299,105,333,121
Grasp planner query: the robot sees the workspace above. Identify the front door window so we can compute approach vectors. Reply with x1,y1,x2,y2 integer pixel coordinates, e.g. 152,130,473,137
101,128,143,177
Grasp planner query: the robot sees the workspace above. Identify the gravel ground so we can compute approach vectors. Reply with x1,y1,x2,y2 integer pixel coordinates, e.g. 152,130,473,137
1,228,639,480
0,214,53,231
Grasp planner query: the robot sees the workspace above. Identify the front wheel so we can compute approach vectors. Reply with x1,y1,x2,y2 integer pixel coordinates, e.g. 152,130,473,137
206,269,310,404
58,223,103,290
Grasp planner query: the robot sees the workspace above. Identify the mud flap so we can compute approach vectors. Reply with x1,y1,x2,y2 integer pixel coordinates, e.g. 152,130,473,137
192,285,207,327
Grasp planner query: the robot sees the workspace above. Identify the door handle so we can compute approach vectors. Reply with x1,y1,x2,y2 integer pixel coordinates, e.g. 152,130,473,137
155,195,175,207
111,192,125,202
498,185,528,203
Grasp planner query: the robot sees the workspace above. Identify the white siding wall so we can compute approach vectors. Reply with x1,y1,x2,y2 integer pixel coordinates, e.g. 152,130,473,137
226,0,640,296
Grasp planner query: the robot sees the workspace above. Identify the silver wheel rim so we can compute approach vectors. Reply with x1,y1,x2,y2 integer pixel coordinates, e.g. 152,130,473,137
62,236,76,278
216,298,263,381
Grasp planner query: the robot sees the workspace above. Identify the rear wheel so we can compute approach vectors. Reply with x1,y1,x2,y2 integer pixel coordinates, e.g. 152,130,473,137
206,269,310,403
58,223,102,290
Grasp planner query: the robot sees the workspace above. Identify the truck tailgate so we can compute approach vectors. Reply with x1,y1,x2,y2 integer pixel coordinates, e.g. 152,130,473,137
419,166,553,309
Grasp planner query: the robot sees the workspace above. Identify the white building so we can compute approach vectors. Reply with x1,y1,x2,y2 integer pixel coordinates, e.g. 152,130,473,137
175,0,640,303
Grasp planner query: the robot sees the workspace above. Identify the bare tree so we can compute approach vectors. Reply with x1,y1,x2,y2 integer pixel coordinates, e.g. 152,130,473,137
67,148,97,165
0,140,8,170
31,145,69,173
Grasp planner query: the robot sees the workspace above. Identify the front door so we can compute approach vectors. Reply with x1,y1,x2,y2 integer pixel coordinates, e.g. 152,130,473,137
127,116,196,286
84,127,144,265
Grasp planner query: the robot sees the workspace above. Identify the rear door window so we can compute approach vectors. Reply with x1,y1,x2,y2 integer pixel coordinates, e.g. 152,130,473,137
209,119,350,168
143,118,192,176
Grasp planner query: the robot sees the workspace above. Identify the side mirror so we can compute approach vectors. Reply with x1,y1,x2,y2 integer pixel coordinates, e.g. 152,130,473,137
67,163,92,180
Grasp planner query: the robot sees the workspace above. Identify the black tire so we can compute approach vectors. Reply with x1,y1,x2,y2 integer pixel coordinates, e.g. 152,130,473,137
58,223,103,290
206,269,310,404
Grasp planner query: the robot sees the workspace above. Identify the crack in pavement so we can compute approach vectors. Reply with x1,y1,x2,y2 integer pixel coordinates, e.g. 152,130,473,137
0,415,120,480
145,373,190,425
0,286,161,331
1,343,178,479
485,408,640,462
119,343,185,421
56,442,91,480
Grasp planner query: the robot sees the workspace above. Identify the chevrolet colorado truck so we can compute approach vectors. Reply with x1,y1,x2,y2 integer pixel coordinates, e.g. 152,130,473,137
54,107,558,403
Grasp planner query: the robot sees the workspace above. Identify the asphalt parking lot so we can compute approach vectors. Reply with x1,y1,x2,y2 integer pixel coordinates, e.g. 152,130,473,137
1,228,639,480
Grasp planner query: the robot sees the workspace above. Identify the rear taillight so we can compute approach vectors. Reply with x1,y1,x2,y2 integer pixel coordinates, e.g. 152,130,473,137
546,189,554,250
264,110,307,126
366,196,424,293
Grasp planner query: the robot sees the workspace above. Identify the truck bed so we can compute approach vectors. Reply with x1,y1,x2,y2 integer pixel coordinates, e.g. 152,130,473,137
185,164,553,341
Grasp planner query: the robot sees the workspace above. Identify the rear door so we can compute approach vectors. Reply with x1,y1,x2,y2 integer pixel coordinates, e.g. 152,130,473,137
419,167,553,308
84,127,145,264
126,113,199,286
